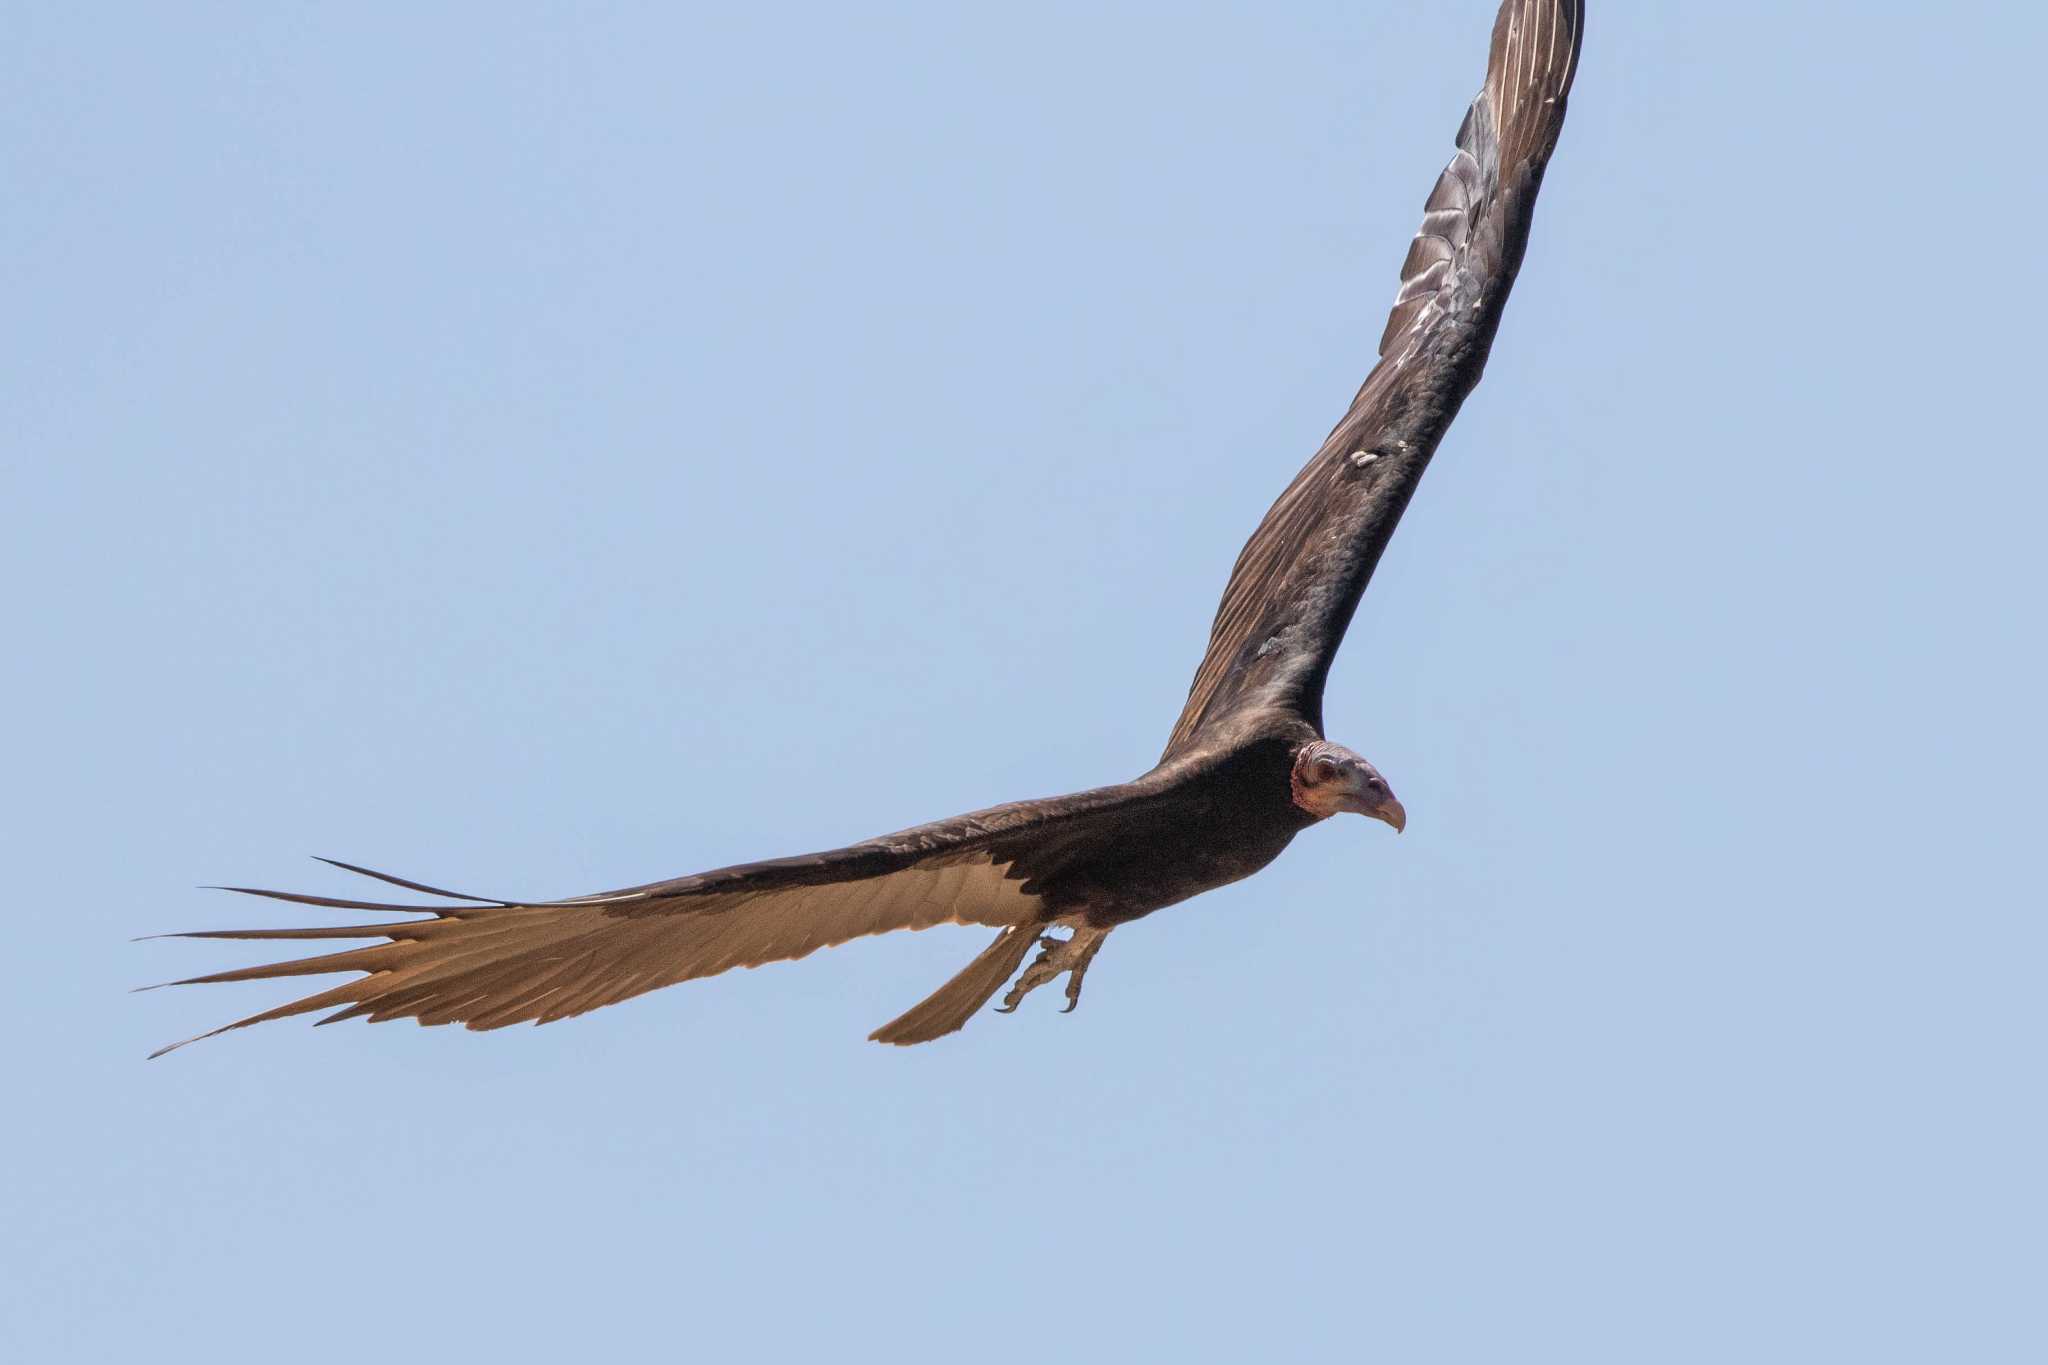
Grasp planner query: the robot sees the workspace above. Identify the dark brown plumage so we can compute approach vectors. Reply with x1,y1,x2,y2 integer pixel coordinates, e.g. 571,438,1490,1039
147,0,1582,1056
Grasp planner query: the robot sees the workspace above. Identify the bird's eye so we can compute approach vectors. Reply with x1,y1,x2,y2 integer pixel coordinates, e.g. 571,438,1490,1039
1314,758,1340,782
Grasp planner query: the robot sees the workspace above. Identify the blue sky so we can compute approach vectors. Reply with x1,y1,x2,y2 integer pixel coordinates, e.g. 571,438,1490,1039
7,3,2044,1360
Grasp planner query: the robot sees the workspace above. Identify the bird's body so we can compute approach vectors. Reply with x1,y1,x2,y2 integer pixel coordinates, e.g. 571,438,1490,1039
993,725,1321,931
149,0,1583,1055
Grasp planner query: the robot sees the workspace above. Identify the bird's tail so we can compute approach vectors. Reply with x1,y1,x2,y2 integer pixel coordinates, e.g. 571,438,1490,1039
868,925,1040,1046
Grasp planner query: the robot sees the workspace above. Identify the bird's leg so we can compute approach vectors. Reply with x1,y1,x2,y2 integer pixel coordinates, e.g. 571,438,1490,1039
1057,927,1106,1013
993,934,1066,1013
995,924,1109,1017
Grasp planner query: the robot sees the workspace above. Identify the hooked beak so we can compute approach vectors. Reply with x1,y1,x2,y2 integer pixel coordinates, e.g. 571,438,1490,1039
1370,796,1407,834
1338,787,1406,832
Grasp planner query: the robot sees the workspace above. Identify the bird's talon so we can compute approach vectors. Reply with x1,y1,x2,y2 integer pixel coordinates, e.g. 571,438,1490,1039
991,924,1107,1020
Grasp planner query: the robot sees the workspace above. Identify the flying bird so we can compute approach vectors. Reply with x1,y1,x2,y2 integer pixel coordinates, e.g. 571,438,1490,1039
148,0,1582,1056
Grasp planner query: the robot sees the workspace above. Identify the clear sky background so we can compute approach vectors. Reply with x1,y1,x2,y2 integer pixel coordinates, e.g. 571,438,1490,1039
7,3,2044,1360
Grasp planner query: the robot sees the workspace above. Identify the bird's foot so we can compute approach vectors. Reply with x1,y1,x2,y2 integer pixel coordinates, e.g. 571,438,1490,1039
995,924,1109,1016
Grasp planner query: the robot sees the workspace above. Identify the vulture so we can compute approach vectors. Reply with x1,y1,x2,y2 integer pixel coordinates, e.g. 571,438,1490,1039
147,0,1582,1056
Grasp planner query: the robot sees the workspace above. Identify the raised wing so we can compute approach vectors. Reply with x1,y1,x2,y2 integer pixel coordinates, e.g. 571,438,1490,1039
1163,0,1581,757
146,781,1191,1055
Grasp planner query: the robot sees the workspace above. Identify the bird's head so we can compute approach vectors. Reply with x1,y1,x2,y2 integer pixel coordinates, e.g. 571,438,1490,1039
1290,740,1406,831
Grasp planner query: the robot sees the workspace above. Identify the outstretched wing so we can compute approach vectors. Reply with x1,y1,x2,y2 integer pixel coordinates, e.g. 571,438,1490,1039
1164,0,1582,757
146,781,1189,1056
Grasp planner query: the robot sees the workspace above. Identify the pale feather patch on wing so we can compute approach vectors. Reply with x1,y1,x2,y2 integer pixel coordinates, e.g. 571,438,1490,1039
149,854,1042,1055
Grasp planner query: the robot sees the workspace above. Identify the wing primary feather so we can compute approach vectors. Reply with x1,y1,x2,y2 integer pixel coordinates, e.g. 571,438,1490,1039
142,922,436,943
206,886,451,914
311,857,513,904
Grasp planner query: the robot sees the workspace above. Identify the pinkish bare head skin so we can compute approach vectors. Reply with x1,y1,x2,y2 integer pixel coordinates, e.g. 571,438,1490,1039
1290,740,1406,831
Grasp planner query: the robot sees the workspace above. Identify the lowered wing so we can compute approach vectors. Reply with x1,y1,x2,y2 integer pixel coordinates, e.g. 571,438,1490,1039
146,779,1195,1055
